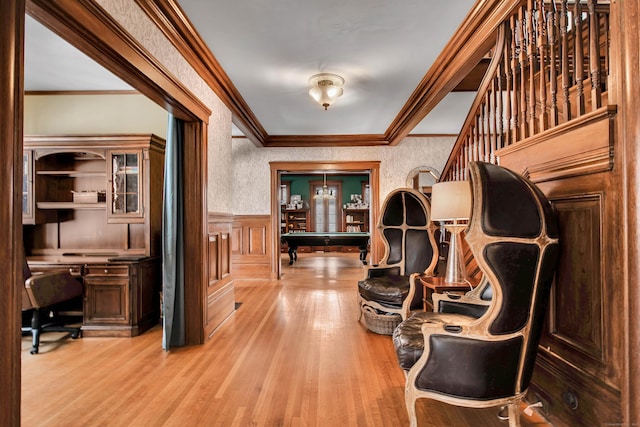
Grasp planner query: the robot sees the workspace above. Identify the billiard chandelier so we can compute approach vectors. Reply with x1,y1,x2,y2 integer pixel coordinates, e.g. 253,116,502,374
308,73,344,110
314,173,336,200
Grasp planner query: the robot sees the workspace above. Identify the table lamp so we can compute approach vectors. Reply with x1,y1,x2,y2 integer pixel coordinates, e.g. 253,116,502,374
430,180,472,284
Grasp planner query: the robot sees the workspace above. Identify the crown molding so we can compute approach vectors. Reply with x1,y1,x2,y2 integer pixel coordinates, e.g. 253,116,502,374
263,134,389,148
25,90,139,96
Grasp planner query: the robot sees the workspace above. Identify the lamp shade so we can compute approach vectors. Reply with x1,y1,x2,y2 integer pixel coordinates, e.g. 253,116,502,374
430,180,472,221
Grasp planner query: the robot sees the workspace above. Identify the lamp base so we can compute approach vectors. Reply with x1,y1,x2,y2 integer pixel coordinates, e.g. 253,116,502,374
444,225,467,284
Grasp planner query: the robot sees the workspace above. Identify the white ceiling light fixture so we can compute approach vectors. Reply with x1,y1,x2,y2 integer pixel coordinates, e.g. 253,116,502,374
308,73,344,110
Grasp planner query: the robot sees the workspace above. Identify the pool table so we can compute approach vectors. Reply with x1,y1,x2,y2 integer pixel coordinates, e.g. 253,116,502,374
280,232,370,265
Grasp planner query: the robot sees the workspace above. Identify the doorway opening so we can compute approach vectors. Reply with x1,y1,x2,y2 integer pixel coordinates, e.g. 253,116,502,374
270,161,381,279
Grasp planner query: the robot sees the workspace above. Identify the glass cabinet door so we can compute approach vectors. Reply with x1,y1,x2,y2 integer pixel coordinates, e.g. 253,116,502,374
108,150,144,222
22,150,34,223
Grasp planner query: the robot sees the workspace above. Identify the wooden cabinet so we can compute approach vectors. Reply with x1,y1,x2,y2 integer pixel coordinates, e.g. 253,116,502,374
82,258,160,337
84,264,131,326
23,134,165,337
281,208,309,233
23,134,164,256
280,208,309,253
343,208,369,232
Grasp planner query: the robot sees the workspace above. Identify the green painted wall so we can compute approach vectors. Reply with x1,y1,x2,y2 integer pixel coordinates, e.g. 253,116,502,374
282,174,368,206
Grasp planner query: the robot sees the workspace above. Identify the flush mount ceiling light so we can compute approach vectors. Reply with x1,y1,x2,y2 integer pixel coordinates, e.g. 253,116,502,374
308,73,344,110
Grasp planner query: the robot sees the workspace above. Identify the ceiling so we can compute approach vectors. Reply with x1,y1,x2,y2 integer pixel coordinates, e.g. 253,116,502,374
24,1,480,139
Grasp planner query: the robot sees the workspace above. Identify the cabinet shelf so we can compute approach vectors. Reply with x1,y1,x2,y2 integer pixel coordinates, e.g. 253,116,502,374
37,202,106,210
281,208,309,236
36,171,106,177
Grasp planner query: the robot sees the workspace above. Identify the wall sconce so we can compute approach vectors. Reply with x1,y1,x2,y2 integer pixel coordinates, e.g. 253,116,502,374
430,180,472,284
309,73,344,110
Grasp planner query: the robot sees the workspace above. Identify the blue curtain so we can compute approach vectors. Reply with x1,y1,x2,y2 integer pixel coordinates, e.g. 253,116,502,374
162,114,186,350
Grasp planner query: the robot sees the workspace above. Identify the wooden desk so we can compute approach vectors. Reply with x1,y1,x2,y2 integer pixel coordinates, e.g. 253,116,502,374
419,275,476,311
28,255,161,337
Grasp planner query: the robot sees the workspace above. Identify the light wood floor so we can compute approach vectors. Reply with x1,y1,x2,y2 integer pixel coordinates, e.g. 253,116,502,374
22,253,552,427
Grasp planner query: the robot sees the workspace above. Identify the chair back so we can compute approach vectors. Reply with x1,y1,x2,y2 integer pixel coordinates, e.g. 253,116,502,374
22,253,35,310
377,188,437,276
465,161,560,392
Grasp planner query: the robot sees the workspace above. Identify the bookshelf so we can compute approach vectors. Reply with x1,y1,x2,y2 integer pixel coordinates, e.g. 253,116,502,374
281,208,309,234
343,208,369,232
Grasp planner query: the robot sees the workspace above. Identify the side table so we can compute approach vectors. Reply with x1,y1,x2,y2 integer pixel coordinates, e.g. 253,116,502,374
419,275,476,311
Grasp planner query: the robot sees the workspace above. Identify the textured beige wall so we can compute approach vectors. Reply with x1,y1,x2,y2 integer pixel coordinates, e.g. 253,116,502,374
231,136,455,215
24,93,167,136
98,0,233,214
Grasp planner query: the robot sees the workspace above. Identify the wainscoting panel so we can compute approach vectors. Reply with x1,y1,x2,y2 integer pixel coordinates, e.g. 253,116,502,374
546,195,604,364
206,213,235,339
232,215,272,278
248,225,267,256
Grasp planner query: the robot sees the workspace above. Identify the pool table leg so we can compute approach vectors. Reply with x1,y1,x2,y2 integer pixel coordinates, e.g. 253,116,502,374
288,246,298,265
359,246,368,265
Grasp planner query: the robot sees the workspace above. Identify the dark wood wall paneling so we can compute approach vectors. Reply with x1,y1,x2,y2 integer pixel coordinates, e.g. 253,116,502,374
498,109,622,426
231,215,272,279
206,213,235,339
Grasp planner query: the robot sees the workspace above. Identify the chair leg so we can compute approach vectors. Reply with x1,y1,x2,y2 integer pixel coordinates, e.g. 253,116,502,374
405,385,418,427
508,400,521,427
25,309,82,354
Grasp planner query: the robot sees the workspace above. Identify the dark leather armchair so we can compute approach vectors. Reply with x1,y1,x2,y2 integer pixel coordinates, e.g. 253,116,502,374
392,162,560,427
22,256,83,354
358,188,438,322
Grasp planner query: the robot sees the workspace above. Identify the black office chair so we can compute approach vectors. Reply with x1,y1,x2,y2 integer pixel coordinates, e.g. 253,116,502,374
22,255,83,354
392,162,560,427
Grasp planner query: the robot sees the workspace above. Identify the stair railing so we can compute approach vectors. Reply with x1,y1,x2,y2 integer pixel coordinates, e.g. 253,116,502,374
441,0,610,182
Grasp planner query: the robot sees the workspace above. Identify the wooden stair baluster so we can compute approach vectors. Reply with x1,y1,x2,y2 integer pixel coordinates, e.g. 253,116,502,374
588,0,602,110
560,0,571,122
518,5,529,140
527,0,539,135
547,1,559,127
510,16,520,143
574,0,586,116
537,0,549,132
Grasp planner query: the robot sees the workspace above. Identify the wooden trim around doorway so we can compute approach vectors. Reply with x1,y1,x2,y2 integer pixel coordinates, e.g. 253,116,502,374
269,161,381,279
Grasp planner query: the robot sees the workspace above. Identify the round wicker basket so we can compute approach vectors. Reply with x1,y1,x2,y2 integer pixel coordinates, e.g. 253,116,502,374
362,306,402,335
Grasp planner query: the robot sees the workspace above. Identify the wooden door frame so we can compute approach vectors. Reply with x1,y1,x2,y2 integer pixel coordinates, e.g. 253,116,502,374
270,161,380,279
1,1,25,424
23,0,211,347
